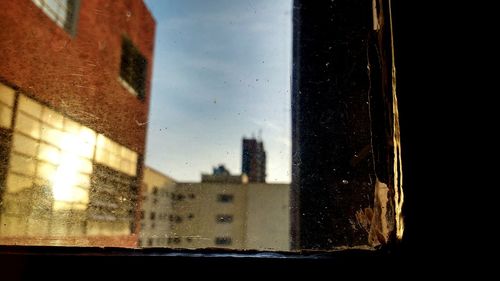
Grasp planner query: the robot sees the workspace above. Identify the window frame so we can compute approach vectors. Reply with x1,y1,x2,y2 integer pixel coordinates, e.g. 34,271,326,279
0,0,416,266
31,0,81,37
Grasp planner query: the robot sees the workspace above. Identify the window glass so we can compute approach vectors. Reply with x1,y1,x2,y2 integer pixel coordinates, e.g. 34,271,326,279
94,134,138,176
40,126,64,147
0,84,14,128
119,37,147,99
0,83,15,107
31,0,78,33
15,113,41,139
5,173,32,193
9,153,37,176
0,105,12,129
18,95,42,119
36,162,57,181
0,0,402,252
41,108,64,129
38,143,61,165
215,237,232,246
12,133,39,157
216,215,233,224
217,194,234,203
1,93,140,241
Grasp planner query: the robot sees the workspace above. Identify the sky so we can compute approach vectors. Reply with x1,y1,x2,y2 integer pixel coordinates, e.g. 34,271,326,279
144,0,292,183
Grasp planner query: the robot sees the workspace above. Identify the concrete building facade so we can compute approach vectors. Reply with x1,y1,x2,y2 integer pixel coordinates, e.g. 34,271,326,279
0,0,155,247
139,167,175,247
140,168,290,251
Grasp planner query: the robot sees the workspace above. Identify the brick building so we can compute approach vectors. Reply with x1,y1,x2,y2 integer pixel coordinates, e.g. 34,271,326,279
0,0,155,247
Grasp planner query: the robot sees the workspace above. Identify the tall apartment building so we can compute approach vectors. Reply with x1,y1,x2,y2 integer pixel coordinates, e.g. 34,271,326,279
140,167,290,251
242,138,266,183
0,0,155,247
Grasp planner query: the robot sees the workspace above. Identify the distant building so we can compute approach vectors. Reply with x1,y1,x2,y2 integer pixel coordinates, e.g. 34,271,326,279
242,138,266,183
212,164,231,176
201,164,248,184
140,167,290,251
0,0,155,247
139,167,176,247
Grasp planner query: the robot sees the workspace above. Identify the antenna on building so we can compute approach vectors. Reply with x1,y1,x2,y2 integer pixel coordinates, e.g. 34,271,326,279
258,129,262,141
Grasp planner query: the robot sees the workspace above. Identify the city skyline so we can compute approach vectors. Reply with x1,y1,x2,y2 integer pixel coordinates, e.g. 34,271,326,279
144,0,292,183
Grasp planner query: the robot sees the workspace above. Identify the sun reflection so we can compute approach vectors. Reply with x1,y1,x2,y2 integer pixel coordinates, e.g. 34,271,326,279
51,133,92,210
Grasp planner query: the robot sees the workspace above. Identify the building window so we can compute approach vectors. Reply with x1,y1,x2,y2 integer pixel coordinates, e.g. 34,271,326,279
119,37,147,100
171,193,185,202
31,0,80,35
216,214,233,224
147,238,153,246
150,212,156,220
88,164,138,235
188,193,195,199
217,194,234,203
167,237,181,244
186,237,192,243
151,223,155,229
169,214,182,223
215,237,232,246
187,213,194,220
140,211,144,220
153,198,158,204
175,216,183,223
95,134,138,177
0,83,15,129
152,187,158,195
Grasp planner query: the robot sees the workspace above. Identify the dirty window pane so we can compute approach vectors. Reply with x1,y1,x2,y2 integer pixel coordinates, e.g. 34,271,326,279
0,0,402,252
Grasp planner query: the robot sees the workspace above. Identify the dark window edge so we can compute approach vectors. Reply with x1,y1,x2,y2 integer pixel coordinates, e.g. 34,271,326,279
67,0,81,37
0,242,404,259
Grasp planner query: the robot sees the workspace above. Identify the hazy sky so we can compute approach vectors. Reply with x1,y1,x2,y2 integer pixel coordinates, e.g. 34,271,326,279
144,0,292,183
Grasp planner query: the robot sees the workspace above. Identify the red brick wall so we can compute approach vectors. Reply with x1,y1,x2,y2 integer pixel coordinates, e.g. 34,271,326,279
0,0,156,155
